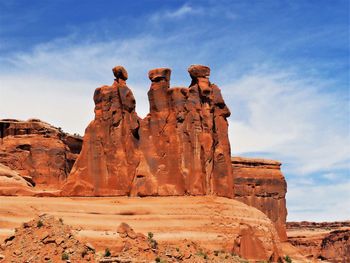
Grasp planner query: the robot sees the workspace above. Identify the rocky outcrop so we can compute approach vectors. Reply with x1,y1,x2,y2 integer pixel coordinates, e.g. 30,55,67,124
287,221,350,262
62,65,233,197
232,157,287,241
0,119,82,190
0,214,95,262
0,163,35,196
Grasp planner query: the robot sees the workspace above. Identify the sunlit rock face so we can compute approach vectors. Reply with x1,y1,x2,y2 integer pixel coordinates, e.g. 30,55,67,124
62,65,233,198
0,119,82,190
232,157,288,241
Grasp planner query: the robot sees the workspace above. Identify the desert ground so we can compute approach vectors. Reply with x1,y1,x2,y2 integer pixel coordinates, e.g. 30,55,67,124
0,195,274,250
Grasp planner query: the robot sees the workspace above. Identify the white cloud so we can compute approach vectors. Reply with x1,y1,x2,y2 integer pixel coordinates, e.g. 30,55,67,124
287,181,350,221
150,4,200,22
224,72,350,175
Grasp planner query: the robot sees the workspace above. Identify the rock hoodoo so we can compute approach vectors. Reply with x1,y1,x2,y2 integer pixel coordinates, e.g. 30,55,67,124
61,66,140,196
62,65,233,197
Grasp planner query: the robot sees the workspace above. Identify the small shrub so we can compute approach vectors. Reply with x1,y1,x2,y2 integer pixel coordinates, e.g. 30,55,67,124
285,255,292,263
155,257,167,263
196,250,208,259
150,239,158,249
61,252,69,260
104,248,111,257
147,232,158,249
214,250,219,256
37,220,44,228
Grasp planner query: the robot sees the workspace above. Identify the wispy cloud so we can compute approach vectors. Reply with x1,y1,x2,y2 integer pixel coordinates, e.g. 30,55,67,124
150,4,201,22
224,71,349,175
287,181,350,221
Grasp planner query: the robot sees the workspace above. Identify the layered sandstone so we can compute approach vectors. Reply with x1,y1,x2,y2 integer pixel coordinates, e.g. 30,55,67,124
287,221,350,262
232,157,287,241
0,119,82,190
62,65,233,197
0,196,284,261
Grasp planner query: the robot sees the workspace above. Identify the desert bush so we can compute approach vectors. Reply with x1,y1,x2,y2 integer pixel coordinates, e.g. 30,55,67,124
285,255,292,263
37,220,43,228
104,248,111,257
147,232,158,249
61,252,69,260
196,250,208,259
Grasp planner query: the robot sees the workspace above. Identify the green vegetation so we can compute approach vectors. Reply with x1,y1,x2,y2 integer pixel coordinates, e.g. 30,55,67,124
147,232,158,249
104,248,111,257
284,255,293,263
155,257,167,263
37,220,43,228
284,255,292,263
61,252,69,260
196,250,208,259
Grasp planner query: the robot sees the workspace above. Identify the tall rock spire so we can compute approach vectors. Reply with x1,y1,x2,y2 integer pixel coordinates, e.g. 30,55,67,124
62,65,233,198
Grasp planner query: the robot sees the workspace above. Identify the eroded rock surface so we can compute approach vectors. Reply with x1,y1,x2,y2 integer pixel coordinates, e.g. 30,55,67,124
0,119,82,190
0,163,35,196
62,65,233,197
287,221,350,262
0,196,284,262
232,157,287,241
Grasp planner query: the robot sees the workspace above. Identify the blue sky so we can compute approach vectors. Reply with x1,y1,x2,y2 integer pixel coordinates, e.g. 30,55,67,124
0,0,349,221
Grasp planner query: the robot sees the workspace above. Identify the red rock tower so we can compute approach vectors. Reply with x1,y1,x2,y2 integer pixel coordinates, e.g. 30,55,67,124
62,65,233,197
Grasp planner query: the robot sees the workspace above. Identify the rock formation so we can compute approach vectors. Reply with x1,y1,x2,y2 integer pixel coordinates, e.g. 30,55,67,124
0,214,95,262
62,65,233,197
287,221,350,262
0,119,82,190
232,157,287,241
0,196,284,262
0,163,35,196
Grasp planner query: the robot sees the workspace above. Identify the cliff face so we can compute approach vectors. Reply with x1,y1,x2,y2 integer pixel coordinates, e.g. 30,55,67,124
232,157,287,241
62,65,233,197
287,221,350,262
0,119,82,189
